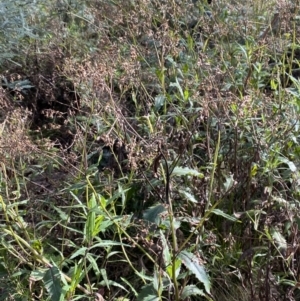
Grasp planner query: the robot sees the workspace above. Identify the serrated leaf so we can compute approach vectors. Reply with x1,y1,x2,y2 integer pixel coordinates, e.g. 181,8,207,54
172,166,204,178
178,250,211,294
179,189,197,203
160,231,171,267
181,285,205,299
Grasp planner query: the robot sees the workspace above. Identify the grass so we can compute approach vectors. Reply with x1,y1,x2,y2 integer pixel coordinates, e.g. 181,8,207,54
1,0,300,300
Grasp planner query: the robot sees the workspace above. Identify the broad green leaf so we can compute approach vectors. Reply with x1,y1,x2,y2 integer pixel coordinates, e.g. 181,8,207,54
160,230,171,267
137,283,159,301
178,250,211,294
160,218,181,231
154,95,165,111
43,266,63,301
181,285,205,299
31,268,47,281
143,204,166,224
171,166,204,178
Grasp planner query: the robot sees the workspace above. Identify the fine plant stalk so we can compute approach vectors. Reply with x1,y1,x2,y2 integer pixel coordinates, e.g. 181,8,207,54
177,126,221,252
200,124,220,236
206,125,221,210
159,150,180,301
117,230,147,285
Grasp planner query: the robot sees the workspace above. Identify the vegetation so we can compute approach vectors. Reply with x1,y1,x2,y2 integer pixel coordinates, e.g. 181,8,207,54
1,0,300,300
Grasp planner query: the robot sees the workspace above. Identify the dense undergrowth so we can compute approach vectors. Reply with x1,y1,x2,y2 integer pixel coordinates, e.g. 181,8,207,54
1,0,300,300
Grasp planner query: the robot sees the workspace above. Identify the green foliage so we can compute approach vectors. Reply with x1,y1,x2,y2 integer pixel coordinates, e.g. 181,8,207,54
1,0,300,300
178,250,211,294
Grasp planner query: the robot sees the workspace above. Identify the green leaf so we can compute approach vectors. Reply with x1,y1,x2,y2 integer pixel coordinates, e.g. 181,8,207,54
181,285,205,299
99,280,128,292
223,173,235,192
170,77,184,99
166,258,181,279
137,283,159,301
179,189,197,203
171,166,204,178
70,247,88,259
271,228,287,252
52,205,69,221
0,263,8,278
250,163,258,177
31,269,47,281
100,268,110,289
90,240,130,248
184,89,189,101
84,193,97,243
121,277,138,296
178,250,211,294
43,265,63,301
212,209,240,222
69,261,84,294
160,230,181,278
160,231,171,267
154,94,166,111
143,204,166,224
